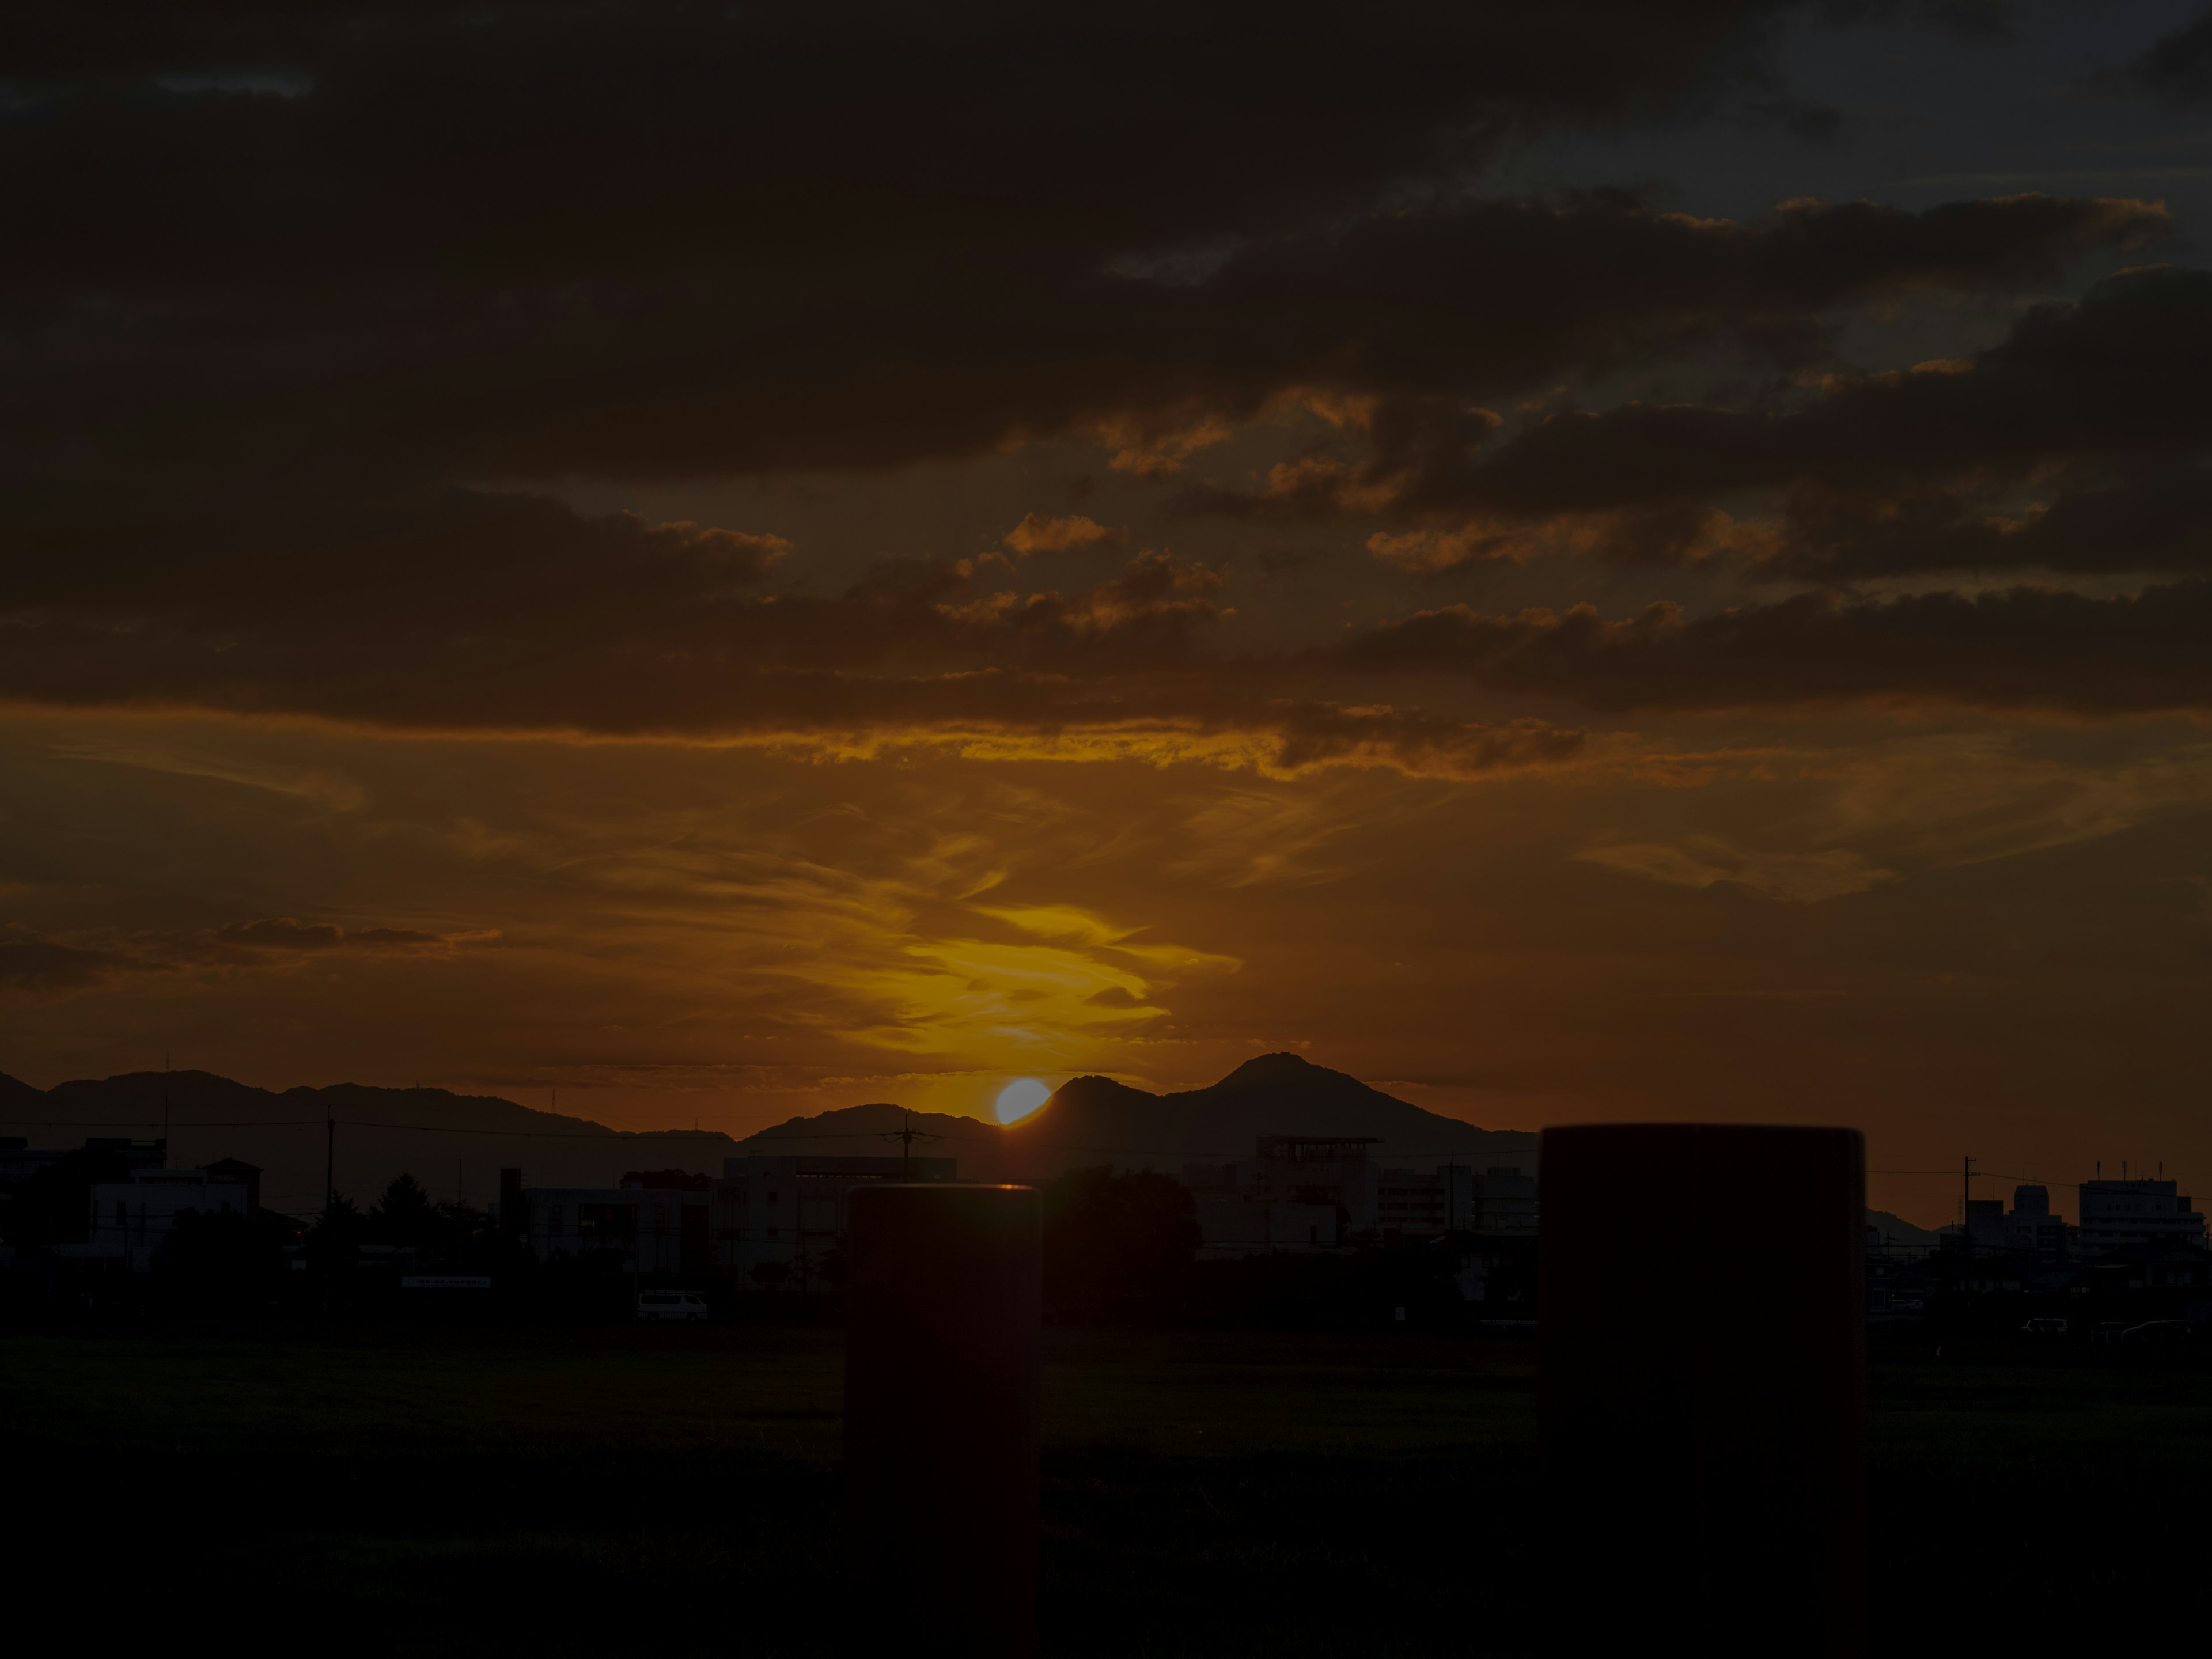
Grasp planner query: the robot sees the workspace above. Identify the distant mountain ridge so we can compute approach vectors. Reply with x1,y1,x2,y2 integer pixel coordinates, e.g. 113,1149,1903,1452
0,1068,743,1216
734,1053,1538,1181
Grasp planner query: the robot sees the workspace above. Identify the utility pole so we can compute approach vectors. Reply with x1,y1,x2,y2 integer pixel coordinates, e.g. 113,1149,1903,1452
898,1109,918,1179
1960,1155,1975,1254
161,1052,171,1166
324,1107,336,1219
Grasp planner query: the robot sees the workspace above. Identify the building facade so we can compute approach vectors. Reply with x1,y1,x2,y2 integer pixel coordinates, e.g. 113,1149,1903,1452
1963,1185,2071,1255
1192,1192,1338,1255
1471,1166,1539,1236
518,1176,713,1275
2077,1179,2206,1254
81,1166,255,1271
713,1155,956,1286
1377,1166,1473,1235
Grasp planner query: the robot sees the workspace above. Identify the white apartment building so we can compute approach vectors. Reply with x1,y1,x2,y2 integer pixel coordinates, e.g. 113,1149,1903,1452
2077,1179,2205,1254
81,1166,254,1271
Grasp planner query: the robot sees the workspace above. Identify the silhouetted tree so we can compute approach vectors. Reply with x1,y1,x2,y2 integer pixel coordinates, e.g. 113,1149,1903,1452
369,1172,436,1244
1041,1166,1199,1325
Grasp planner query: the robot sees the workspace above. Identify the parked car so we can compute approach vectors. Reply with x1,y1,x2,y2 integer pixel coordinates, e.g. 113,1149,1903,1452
2020,1317,2068,1336
637,1290,709,1323
2120,1320,2197,1344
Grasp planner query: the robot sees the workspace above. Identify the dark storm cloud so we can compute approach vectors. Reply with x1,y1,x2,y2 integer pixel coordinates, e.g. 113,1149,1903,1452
1772,466,2212,578
1181,192,2164,417
1229,262,2212,582
1341,579,2212,715
1455,267,2212,514
0,487,1232,701
2126,7,2212,103
4,1,2190,741
0,935,132,996
0,1,2153,509
0,473,1581,777
0,916,493,999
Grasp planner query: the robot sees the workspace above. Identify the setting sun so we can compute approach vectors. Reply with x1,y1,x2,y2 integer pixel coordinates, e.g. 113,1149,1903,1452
995,1077,1052,1124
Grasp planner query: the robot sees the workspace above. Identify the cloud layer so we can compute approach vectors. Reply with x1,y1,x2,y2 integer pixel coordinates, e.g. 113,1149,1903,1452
4,3,2203,747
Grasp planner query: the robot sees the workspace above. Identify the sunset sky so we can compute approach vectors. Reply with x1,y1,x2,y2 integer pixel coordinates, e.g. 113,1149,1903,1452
9,2,2212,1223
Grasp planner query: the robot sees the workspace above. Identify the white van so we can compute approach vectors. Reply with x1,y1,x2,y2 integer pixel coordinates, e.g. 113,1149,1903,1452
636,1290,709,1323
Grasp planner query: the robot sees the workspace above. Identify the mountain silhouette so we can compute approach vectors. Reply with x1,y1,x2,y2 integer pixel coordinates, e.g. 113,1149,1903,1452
1000,1053,1535,1179
0,1055,1535,1215
731,1052,1536,1180
0,1069,743,1216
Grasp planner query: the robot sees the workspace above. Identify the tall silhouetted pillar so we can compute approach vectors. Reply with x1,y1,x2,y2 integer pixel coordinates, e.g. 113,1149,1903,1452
844,1183,1040,1659
1540,1124,1865,1658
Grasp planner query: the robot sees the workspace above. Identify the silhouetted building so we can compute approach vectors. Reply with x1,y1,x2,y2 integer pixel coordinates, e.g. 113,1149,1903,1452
2080,1241,2212,1296
1,1136,166,1188
1964,1185,2070,1256
517,1176,714,1275
1191,1193,1338,1255
2078,1179,2204,1254
78,1166,252,1271
1377,1165,1472,1234
1181,1137,1377,1251
1183,1139,1525,1249
714,1155,955,1286
1251,1136,1380,1231
1472,1166,1538,1236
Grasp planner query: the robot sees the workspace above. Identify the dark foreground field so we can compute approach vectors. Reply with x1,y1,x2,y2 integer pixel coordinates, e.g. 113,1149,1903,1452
4,1324,2207,1656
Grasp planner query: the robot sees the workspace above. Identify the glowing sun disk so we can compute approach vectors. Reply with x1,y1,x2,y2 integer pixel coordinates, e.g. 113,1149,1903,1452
995,1077,1051,1124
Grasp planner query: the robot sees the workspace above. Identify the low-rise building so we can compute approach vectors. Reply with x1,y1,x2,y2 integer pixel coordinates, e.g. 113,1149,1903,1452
1185,1140,1535,1249
713,1155,956,1286
1249,1137,1380,1232
2078,1179,2205,1255
1472,1166,1539,1236
1192,1192,1338,1256
519,1173,713,1275
1377,1166,1473,1235
81,1165,255,1271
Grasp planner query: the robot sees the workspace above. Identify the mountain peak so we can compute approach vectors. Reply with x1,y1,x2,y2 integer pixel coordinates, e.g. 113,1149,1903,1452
1220,1052,1317,1083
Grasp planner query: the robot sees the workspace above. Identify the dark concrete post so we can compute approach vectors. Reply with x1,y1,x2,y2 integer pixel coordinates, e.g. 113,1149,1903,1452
844,1183,1041,1658
1540,1124,1866,1658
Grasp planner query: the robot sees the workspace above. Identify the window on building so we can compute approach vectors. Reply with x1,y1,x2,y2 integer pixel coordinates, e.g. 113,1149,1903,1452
115,1200,126,1228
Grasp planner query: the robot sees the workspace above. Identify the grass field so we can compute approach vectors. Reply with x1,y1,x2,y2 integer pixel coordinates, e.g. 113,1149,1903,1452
3,1323,2206,1655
